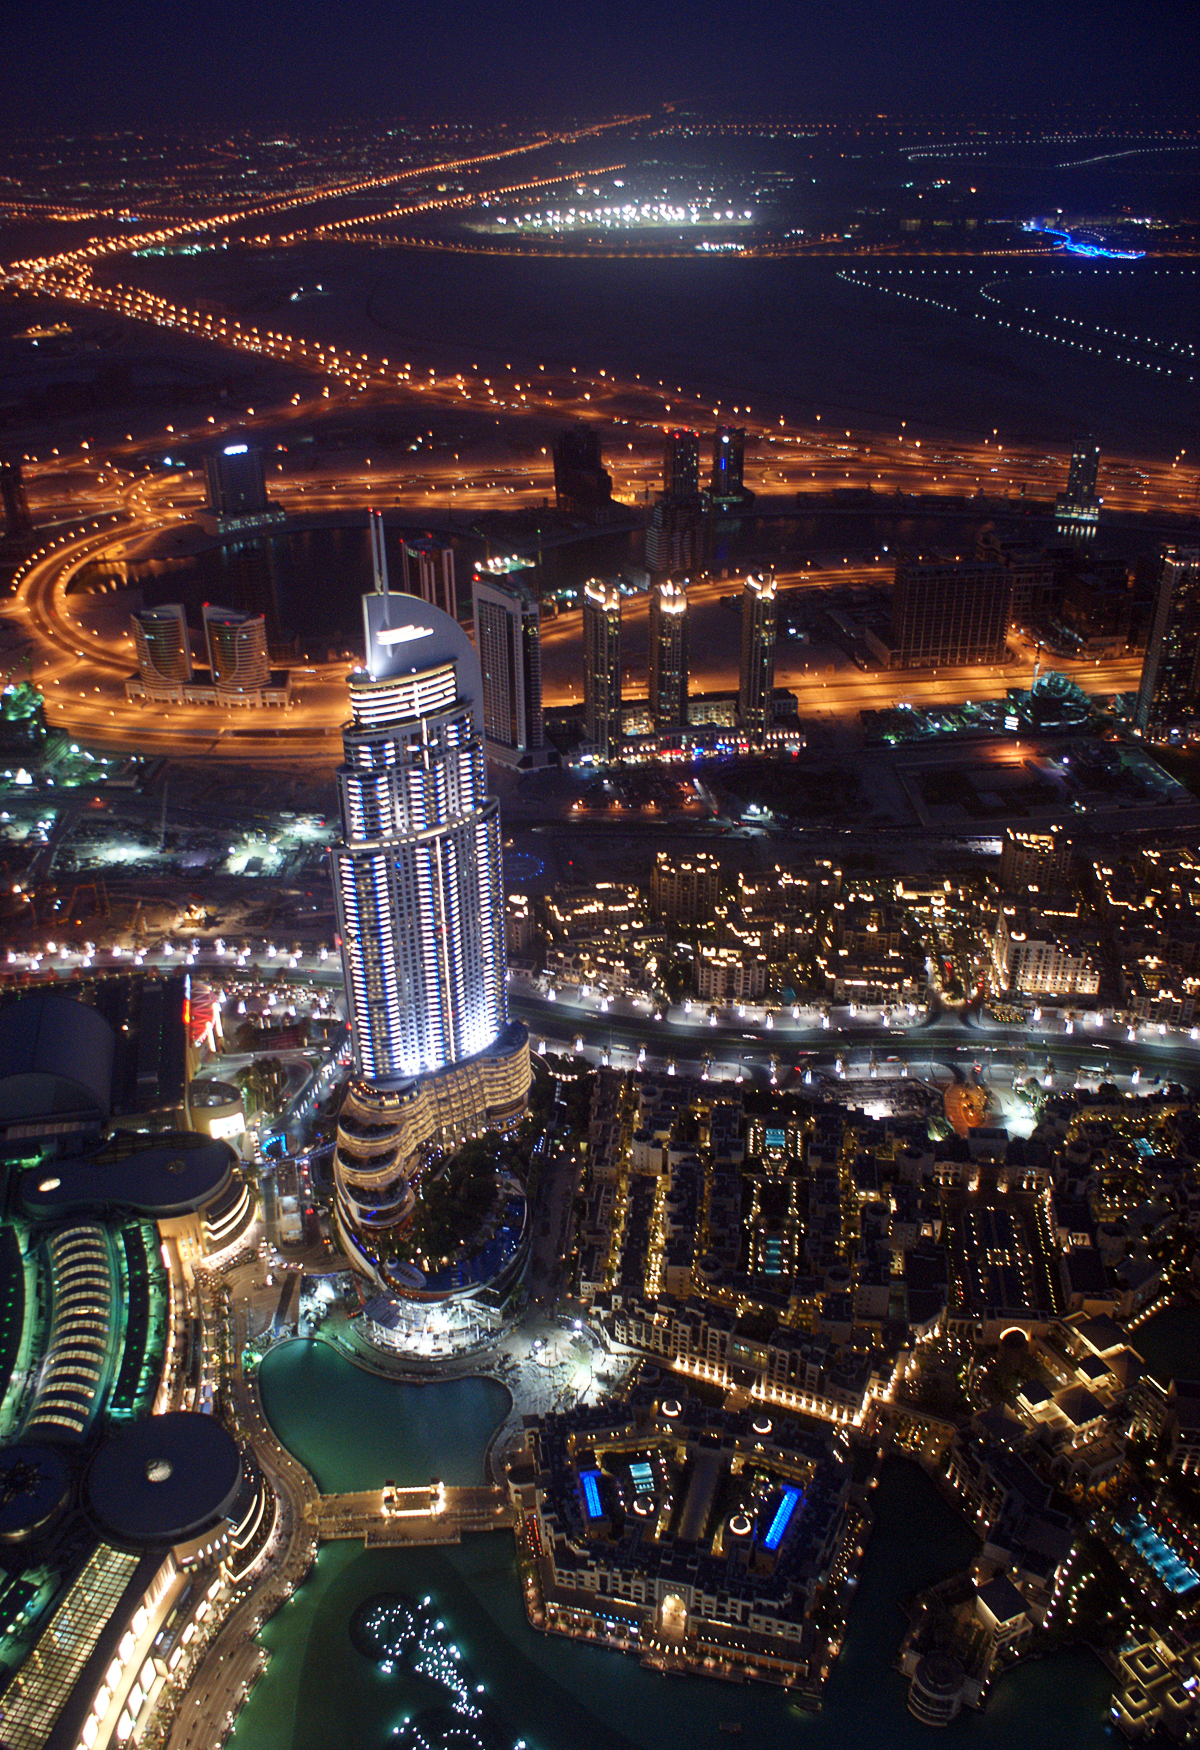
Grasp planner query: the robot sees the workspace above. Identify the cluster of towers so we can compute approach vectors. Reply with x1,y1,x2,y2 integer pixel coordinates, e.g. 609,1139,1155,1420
645,425,753,576
582,567,777,759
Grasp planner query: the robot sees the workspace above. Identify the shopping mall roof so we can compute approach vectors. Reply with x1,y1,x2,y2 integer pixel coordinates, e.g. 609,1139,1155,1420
85,1412,242,1549
0,994,114,1128
20,1133,234,1221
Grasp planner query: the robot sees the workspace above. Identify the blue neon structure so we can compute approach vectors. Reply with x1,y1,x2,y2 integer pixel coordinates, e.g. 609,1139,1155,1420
1022,220,1144,260
580,1470,603,1518
763,1486,801,1551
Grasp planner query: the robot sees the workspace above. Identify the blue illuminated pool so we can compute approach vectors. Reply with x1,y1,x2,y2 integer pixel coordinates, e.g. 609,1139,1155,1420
1115,1513,1200,1595
763,1486,801,1551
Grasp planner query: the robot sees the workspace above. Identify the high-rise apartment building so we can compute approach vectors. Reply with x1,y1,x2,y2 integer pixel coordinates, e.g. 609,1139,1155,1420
651,850,721,925
553,426,613,518
203,443,267,519
663,429,701,503
891,561,1010,669
472,573,545,766
202,606,270,693
132,605,192,687
645,498,705,577
404,535,457,619
648,577,689,729
1135,547,1200,739
711,426,748,505
1055,438,1102,539
737,571,777,738
999,828,1073,898
331,586,529,1261
1066,439,1100,504
0,460,32,537
582,580,621,760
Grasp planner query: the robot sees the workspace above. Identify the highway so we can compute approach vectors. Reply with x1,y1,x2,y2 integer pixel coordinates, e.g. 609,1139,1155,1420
3,450,1147,758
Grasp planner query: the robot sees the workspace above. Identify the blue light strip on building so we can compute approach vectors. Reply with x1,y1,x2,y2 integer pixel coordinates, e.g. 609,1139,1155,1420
763,1486,800,1551
580,1470,603,1518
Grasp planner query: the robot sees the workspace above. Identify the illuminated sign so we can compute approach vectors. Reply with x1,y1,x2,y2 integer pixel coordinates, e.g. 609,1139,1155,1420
223,443,249,456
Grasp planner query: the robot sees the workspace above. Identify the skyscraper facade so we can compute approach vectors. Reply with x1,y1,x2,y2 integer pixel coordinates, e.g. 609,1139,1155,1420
1055,438,1101,539
132,605,192,687
737,571,777,738
331,587,528,1262
553,426,613,518
1066,439,1100,504
711,426,746,502
648,577,689,729
1135,547,1200,739
202,606,270,693
663,429,701,502
582,580,622,760
203,443,267,519
891,561,1010,669
404,536,456,619
0,460,32,537
645,498,705,577
472,574,545,766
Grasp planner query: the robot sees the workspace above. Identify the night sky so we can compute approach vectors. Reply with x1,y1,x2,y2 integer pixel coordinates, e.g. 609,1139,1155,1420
7,0,1200,128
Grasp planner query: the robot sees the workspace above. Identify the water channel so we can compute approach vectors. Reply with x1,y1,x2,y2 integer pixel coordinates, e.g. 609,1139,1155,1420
233,1341,1118,1750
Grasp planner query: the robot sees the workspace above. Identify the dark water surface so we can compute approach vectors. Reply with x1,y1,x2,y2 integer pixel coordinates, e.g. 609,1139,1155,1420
237,1379,1118,1750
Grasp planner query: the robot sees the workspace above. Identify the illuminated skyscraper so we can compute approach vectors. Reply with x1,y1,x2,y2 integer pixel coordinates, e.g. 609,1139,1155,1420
582,580,622,760
203,442,266,518
1135,547,1200,739
737,571,777,738
1066,439,1100,504
648,577,689,729
202,606,270,693
332,584,528,1261
472,573,545,766
663,428,701,502
1055,438,1101,539
132,605,192,687
710,426,746,502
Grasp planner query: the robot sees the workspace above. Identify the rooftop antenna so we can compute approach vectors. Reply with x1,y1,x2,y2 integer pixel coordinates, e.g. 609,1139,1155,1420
368,509,390,614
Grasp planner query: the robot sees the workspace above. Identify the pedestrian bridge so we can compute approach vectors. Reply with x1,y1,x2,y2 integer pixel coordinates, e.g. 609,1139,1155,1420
310,1483,517,1546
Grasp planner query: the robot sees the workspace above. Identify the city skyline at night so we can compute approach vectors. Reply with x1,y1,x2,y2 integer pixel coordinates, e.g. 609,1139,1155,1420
0,32,1198,1750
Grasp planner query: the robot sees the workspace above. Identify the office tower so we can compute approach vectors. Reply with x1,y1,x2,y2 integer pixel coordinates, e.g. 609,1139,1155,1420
999,828,1073,898
1135,547,1200,739
663,429,701,503
404,535,457,619
0,460,32,537
1055,438,1101,539
203,442,267,519
648,577,689,729
202,605,270,693
651,850,721,925
891,561,1010,669
472,572,545,766
552,425,613,518
332,585,529,1259
582,580,622,760
645,497,705,577
132,605,192,686
711,426,746,501
737,571,778,738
